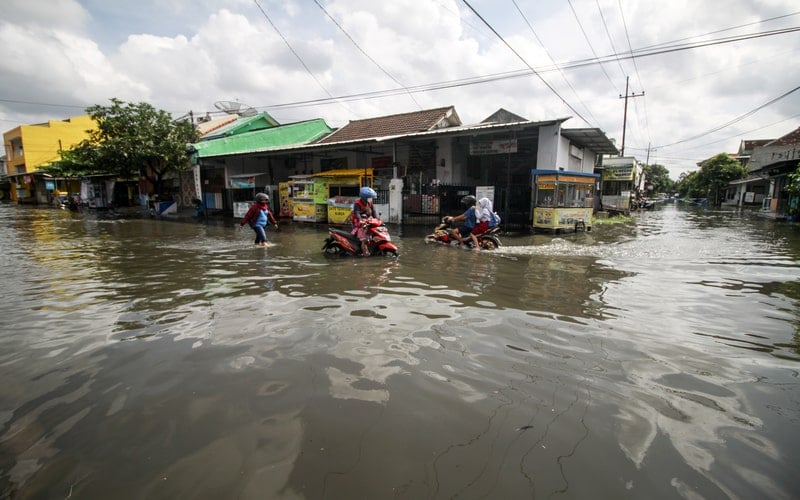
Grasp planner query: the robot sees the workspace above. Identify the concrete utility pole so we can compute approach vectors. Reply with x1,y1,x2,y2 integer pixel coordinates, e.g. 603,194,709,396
618,76,644,156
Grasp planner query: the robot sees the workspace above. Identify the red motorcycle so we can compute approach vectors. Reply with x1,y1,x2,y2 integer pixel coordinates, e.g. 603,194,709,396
322,217,399,257
424,217,502,250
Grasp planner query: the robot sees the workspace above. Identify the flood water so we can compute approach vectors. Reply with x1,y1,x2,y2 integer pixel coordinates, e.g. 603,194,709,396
1,203,798,499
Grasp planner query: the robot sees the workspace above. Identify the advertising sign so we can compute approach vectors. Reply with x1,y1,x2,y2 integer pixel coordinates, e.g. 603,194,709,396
469,139,518,155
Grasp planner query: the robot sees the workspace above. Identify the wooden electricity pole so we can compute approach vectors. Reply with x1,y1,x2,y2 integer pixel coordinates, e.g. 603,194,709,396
618,76,644,156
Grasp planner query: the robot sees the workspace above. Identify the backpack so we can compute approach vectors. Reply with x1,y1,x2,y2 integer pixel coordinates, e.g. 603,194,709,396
489,211,501,228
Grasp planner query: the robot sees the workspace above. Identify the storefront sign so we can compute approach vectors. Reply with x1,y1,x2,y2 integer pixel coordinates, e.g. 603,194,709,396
469,139,518,155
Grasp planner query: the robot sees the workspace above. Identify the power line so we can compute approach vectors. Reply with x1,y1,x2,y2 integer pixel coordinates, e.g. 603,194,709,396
311,0,422,110
617,0,651,148
566,0,619,95
251,0,357,117
2,24,797,120
596,0,626,79
260,25,799,112
460,0,593,126
512,0,601,127
635,10,800,53
654,85,800,148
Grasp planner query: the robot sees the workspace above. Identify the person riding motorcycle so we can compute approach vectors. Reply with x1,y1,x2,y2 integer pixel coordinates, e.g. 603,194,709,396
446,195,479,248
352,186,377,256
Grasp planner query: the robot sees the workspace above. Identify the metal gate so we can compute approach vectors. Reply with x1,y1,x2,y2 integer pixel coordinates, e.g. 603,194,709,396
401,182,530,231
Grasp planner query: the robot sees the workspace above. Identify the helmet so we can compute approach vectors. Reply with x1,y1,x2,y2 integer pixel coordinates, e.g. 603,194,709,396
359,186,377,201
460,195,476,207
255,192,269,202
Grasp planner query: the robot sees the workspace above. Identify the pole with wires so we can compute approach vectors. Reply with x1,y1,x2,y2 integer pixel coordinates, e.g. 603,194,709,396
618,76,644,156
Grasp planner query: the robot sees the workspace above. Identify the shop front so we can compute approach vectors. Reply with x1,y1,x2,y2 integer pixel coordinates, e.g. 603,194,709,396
532,169,598,233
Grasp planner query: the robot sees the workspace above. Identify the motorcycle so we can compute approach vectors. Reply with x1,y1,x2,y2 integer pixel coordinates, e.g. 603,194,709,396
424,216,502,250
322,216,399,257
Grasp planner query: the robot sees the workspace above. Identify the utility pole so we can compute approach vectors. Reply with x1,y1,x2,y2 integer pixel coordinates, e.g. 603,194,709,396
618,76,644,156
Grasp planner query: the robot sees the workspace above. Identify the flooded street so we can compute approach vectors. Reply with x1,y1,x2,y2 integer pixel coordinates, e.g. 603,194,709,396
1,203,798,499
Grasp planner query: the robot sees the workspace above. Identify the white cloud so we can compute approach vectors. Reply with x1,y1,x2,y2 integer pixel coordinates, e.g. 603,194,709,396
1,0,798,178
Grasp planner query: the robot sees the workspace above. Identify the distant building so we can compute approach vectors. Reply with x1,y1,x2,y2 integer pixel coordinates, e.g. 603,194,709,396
2,115,96,204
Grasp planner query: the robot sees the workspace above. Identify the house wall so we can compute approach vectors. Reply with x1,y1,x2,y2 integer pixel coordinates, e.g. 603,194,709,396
3,115,95,173
749,144,800,172
537,123,560,170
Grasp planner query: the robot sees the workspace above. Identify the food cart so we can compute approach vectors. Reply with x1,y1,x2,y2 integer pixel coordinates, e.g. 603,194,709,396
278,181,293,218
290,175,327,223
317,168,374,225
531,169,598,233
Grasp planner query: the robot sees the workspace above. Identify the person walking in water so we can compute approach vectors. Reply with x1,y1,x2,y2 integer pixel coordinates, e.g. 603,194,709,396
239,192,278,247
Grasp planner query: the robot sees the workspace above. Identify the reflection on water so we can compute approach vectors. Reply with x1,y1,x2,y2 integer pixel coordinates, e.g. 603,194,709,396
0,205,798,498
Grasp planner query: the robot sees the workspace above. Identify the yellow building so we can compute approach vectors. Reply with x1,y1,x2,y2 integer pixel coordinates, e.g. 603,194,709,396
3,115,96,204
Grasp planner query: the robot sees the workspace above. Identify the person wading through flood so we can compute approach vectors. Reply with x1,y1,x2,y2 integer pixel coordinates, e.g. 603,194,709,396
239,192,278,247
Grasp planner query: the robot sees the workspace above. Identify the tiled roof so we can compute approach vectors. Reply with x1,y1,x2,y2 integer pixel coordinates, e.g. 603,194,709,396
766,126,800,146
738,139,773,154
315,106,460,144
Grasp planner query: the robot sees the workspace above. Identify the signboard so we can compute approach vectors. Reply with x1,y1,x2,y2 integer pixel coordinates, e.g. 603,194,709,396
230,176,255,189
234,202,251,218
475,185,495,204
469,139,518,155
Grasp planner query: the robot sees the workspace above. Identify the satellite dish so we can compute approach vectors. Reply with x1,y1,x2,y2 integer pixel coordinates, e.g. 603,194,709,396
214,100,258,117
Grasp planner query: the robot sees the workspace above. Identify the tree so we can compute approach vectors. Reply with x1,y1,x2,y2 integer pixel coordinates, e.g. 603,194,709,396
786,161,800,194
49,98,199,195
642,163,675,196
676,170,703,198
697,153,747,206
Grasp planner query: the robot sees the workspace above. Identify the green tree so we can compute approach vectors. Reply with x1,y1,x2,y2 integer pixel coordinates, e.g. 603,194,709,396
676,170,703,198
786,161,800,194
642,163,675,196
697,153,747,206
46,98,198,195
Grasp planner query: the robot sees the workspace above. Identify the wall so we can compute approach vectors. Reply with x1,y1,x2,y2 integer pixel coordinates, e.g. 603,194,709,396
4,115,95,173
537,123,561,170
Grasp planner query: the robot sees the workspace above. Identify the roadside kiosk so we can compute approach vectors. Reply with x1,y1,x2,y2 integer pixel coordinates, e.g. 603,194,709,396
531,169,598,233
290,174,328,223
317,168,374,225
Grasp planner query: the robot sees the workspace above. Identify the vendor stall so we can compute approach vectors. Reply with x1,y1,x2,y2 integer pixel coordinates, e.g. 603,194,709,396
316,168,374,225
531,169,598,233
290,175,327,222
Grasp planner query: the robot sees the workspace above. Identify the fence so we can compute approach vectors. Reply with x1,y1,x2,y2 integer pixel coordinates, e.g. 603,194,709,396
401,183,531,231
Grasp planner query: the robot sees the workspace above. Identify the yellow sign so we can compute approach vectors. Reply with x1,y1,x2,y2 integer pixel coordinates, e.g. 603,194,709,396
533,207,592,230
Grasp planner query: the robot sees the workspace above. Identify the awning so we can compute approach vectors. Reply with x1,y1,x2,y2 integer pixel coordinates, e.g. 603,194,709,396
561,128,619,155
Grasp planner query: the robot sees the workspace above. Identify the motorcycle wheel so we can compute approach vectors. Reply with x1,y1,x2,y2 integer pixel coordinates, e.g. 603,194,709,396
479,238,500,250
377,249,398,257
424,235,437,243
323,242,344,255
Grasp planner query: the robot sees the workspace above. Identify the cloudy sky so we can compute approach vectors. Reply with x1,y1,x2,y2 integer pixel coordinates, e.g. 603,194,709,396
1,0,798,179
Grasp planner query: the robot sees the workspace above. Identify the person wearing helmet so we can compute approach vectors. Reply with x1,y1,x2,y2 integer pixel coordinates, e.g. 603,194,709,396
351,186,377,256
445,194,479,248
239,192,278,247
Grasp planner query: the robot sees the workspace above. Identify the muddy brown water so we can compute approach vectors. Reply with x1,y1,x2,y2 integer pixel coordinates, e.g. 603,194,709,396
1,204,798,498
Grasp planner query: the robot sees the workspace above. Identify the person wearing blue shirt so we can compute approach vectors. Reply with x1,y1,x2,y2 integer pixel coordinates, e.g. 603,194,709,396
239,192,278,247
446,195,477,247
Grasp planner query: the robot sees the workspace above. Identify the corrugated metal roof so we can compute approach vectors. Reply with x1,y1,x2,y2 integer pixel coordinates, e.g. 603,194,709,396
200,112,281,140
192,119,333,158
560,128,619,155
